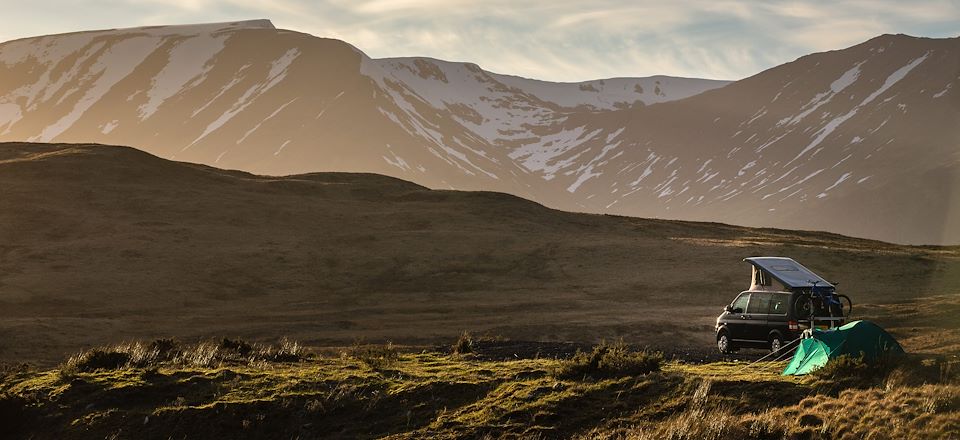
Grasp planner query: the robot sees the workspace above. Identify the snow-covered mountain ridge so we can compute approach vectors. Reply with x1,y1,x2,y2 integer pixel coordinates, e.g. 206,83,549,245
0,22,956,244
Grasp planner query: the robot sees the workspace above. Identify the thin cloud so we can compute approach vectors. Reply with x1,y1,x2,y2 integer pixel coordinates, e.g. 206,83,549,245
0,1,956,81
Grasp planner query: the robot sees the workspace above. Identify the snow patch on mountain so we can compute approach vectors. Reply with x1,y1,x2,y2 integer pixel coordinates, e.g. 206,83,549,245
933,83,952,98
785,62,864,126
788,53,929,165
817,172,852,198
31,36,163,142
566,140,621,193
492,75,730,110
370,57,558,144
138,33,231,120
509,126,597,175
188,48,300,148
237,97,299,144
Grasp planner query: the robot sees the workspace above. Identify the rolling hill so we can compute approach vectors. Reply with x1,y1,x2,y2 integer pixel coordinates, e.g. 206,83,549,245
3,21,955,244
1,142,958,364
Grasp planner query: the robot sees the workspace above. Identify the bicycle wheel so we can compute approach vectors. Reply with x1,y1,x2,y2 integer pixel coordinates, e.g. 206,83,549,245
794,295,814,319
837,294,853,318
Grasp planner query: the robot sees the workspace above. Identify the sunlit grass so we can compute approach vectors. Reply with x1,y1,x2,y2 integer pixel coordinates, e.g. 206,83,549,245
1,342,957,439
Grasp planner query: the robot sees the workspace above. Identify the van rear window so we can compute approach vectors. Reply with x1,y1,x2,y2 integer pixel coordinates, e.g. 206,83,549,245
747,293,771,314
768,293,790,315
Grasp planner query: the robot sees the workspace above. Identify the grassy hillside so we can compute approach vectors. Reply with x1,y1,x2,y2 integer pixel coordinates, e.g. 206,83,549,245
1,142,959,365
1,340,957,439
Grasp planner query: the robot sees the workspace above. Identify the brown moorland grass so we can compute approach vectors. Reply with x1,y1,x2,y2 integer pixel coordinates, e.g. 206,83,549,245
1,143,959,365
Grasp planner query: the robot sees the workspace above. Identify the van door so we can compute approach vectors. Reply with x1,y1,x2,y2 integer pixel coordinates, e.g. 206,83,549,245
744,292,772,342
766,292,791,338
726,292,751,341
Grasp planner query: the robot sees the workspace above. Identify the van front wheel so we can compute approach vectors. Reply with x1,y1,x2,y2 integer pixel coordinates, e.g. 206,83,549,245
717,331,736,354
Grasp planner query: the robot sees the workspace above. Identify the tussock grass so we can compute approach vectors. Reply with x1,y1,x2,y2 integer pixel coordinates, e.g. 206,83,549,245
554,341,662,380
808,353,892,393
346,341,400,370
59,338,307,374
452,331,475,355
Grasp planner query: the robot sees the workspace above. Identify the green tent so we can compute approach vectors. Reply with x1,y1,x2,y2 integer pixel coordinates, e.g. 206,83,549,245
782,320,905,376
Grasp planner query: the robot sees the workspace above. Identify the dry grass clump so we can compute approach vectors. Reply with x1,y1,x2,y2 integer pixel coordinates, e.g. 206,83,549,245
452,331,475,355
63,349,130,373
262,338,305,362
346,341,400,370
60,338,307,374
807,354,891,393
554,341,662,380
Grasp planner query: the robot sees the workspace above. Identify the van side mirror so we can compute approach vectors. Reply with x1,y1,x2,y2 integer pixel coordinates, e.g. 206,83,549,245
724,305,733,313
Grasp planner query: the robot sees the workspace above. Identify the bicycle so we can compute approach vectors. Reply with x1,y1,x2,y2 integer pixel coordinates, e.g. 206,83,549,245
793,280,852,330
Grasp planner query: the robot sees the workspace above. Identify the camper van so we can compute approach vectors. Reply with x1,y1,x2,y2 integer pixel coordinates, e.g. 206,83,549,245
715,257,851,354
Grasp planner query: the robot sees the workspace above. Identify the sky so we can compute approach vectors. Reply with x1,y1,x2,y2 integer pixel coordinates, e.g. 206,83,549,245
1,0,958,82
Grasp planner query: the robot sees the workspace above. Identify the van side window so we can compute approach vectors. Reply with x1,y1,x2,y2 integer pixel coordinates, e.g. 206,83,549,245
731,293,750,313
747,292,771,314
768,293,789,315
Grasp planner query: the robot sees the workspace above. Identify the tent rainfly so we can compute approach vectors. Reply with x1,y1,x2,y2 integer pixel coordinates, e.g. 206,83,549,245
782,320,905,376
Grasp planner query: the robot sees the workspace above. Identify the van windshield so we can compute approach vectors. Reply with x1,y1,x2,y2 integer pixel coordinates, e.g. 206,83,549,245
731,293,750,313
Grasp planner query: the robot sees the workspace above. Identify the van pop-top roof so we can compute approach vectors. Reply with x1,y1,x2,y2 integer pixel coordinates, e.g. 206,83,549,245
744,257,834,289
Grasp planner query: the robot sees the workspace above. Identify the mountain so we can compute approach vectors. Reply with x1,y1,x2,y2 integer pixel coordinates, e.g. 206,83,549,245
0,21,957,244
2,142,959,363
0,20,725,202
543,34,960,245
